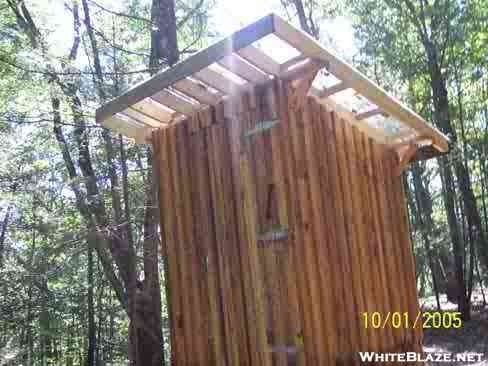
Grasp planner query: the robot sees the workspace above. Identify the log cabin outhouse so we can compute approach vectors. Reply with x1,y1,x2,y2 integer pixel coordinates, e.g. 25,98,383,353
96,13,449,366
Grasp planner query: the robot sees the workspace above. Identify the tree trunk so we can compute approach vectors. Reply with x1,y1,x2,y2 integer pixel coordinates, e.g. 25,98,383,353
86,241,96,366
438,157,470,319
0,204,12,268
425,43,474,319
150,0,179,71
426,43,488,273
410,165,441,310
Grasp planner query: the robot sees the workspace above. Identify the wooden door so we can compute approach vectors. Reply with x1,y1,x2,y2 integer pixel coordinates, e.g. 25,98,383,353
243,113,303,366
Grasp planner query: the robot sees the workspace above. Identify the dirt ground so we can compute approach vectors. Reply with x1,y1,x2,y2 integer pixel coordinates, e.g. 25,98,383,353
421,293,488,365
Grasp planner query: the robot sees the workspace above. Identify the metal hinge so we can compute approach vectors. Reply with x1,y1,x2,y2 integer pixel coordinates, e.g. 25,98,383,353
257,226,289,243
244,119,280,138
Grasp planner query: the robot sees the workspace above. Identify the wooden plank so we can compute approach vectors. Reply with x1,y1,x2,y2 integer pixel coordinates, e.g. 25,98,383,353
187,122,227,365
155,127,187,365
175,123,208,364
236,90,272,366
225,96,272,366
312,94,389,144
375,145,408,348
320,81,349,98
152,131,175,363
260,83,289,366
272,80,306,366
173,78,223,105
355,107,387,120
386,153,412,349
96,14,274,123
167,124,196,363
239,154,273,366
215,112,252,366
151,89,197,115
318,104,357,361
207,123,247,365
334,113,369,354
389,154,423,352
280,55,308,73
132,98,174,122
303,97,338,364
194,67,244,95
121,108,164,128
280,59,324,81
102,115,146,144
218,54,269,83
396,143,419,176
324,108,361,364
395,168,424,354
272,13,449,152
286,85,325,365
251,83,289,366
277,83,315,365
238,45,281,75
352,126,386,352
343,120,380,352
363,136,395,352
287,65,321,109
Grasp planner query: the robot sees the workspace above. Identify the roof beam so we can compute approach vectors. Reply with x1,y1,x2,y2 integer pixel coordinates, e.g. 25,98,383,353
355,107,387,120
194,67,243,95
193,67,246,94
320,81,349,98
131,99,174,122
96,14,274,123
218,54,269,83
102,115,146,144
281,59,324,80
121,108,165,128
272,13,448,152
151,89,197,115
173,78,222,105
280,55,308,73
237,45,281,75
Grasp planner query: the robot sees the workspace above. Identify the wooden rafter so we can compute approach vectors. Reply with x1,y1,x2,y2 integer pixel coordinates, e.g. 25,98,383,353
272,14,448,152
237,45,281,75
218,54,269,83
355,108,387,120
320,81,349,98
194,67,244,95
173,78,222,105
121,108,165,128
102,115,146,143
288,62,322,109
280,55,308,73
151,89,197,115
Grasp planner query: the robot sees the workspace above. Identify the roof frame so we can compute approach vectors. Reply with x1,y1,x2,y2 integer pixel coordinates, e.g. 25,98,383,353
96,14,274,123
96,13,448,157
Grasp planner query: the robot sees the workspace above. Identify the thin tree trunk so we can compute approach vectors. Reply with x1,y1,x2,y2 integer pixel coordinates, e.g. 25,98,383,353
411,165,441,310
0,204,12,268
427,44,488,275
86,240,96,366
438,157,470,319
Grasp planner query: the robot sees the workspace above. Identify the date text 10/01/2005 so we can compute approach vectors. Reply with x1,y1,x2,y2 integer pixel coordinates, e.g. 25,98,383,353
362,312,463,329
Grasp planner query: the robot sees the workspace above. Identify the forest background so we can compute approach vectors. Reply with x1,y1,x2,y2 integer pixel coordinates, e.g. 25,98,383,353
0,0,487,364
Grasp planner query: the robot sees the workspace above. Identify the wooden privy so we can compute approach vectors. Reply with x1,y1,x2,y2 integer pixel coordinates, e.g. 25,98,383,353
96,14,449,366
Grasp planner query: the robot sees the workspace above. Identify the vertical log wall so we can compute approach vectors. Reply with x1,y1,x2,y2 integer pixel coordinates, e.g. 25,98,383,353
153,79,422,365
